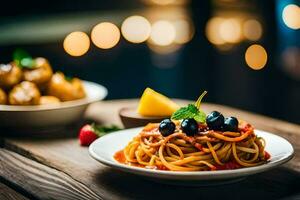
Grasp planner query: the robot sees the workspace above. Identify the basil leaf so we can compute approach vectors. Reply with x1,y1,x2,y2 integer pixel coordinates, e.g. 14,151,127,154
20,57,36,69
92,124,122,137
13,49,35,69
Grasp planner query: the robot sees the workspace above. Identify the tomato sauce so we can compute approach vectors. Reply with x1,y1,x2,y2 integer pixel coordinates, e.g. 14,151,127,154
114,150,146,168
114,150,126,163
156,165,168,170
214,161,242,170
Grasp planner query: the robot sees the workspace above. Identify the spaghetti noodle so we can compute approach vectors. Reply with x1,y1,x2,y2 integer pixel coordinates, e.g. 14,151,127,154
114,121,270,171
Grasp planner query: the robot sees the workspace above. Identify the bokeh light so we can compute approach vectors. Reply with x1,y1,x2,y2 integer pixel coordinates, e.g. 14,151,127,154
144,0,187,6
91,22,120,49
282,4,300,30
243,19,263,41
63,31,90,56
173,19,194,44
205,17,225,45
245,44,268,70
149,20,176,46
282,47,300,79
151,0,176,5
121,16,151,43
216,44,234,52
219,18,241,43
147,43,182,54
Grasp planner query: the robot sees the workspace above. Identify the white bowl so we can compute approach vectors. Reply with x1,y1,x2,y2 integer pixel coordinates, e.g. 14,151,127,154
89,127,294,186
0,81,107,130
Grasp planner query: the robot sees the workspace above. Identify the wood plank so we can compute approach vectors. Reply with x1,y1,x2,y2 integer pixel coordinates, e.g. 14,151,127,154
0,181,30,200
0,149,102,200
1,148,300,200
2,100,300,199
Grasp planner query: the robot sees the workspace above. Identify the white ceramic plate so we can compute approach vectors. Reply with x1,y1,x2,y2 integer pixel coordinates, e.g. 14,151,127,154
0,81,107,129
89,127,294,185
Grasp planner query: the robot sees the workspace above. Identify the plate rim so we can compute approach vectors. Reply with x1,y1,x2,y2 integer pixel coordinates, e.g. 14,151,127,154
89,127,294,178
0,81,107,112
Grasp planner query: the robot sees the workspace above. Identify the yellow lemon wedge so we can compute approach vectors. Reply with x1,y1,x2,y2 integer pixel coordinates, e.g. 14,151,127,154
137,88,180,117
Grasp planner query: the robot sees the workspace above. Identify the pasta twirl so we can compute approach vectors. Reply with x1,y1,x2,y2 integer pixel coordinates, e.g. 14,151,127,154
115,122,270,171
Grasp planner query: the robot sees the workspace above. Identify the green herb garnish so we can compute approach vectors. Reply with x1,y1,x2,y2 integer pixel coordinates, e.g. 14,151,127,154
13,48,36,69
92,124,122,137
171,91,207,123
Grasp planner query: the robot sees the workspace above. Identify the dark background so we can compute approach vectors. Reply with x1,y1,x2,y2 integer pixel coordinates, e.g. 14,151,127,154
0,0,299,124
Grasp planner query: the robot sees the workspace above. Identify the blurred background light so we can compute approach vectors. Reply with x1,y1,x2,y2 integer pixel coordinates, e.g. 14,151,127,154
219,18,241,43
1,0,300,123
149,20,176,46
173,19,194,44
216,44,234,52
142,0,188,6
243,19,263,41
91,22,120,49
282,47,300,79
150,0,176,5
205,17,226,45
63,31,90,56
121,16,151,43
282,4,300,30
147,43,182,55
245,44,268,70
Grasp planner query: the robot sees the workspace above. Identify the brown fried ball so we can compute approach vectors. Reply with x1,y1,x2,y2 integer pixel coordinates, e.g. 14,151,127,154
0,88,7,104
9,81,41,105
23,57,53,90
0,62,22,89
47,72,86,101
39,96,60,105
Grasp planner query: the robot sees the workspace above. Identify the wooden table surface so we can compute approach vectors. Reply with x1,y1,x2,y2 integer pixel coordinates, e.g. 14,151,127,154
1,99,300,200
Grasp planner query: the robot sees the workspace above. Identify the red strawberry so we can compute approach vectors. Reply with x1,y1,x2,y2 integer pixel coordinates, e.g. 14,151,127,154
79,124,98,146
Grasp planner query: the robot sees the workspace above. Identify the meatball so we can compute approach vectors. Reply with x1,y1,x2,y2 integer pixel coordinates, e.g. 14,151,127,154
0,88,7,104
47,72,86,101
39,96,60,105
23,57,53,90
0,62,22,89
9,81,41,105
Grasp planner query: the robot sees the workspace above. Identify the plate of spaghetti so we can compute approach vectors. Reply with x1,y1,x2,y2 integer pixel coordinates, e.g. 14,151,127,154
89,92,294,184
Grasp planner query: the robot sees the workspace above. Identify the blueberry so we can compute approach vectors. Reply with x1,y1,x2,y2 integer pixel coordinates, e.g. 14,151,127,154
181,118,198,136
223,117,239,132
206,111,224,130
159,119,176,136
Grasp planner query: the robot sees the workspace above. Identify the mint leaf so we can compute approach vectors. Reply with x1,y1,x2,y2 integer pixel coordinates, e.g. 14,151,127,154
171,91,207,123
171,104,206,123
193,111,206,123
171,104,198,120
92,124,122,137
